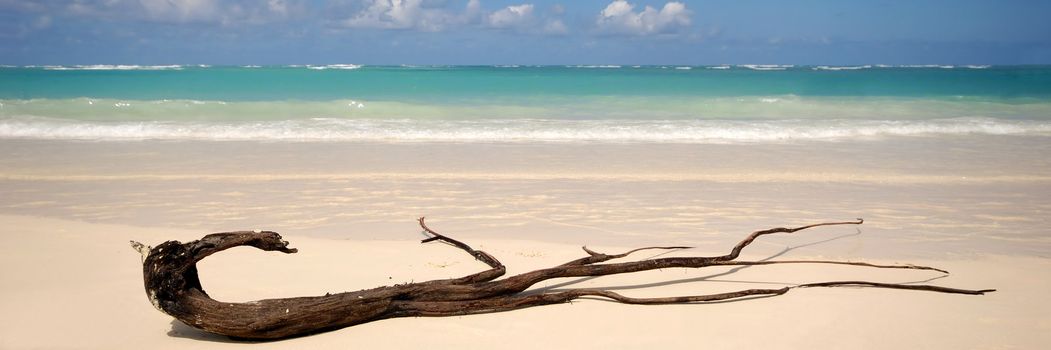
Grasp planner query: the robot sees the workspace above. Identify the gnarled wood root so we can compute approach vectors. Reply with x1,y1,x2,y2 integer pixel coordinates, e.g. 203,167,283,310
132,218,994,340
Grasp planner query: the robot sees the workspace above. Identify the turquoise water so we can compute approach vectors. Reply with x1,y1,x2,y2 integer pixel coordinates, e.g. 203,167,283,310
6,65,1051,101
1,65,1050,142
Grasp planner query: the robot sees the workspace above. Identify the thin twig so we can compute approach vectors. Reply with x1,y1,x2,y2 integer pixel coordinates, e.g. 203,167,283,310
711,260,950,274
418,217,502,269
717,218,864,261
796,281,996,295
560,246,692,266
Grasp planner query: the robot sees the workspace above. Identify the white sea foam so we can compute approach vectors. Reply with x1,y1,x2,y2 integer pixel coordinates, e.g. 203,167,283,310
899,64,955,69
872,64,978,69
306,64,362,70
5,97,1051,122
739,64,793,71
566,65,621,68
675,66,692,70
2,117,1048,144
41,65,184,70
706,65,731,70
398,64,452,69
814,65,872,71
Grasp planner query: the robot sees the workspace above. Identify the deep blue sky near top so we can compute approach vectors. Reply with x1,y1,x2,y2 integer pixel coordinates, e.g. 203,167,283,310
2,0,1050,65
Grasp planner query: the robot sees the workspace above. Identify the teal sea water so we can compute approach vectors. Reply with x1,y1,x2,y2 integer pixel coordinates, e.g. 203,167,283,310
2,64,1050,143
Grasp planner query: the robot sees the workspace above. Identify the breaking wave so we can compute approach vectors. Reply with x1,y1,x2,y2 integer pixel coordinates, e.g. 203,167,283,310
37,65,186,70
2,116,1048,143
306,64,362,70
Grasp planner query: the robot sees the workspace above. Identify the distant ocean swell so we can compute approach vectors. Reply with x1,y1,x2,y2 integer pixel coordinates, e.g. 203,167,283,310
2,116,1049,143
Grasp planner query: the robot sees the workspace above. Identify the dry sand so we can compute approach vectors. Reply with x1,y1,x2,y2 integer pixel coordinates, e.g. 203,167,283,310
1,137,1050,348
1,214,1048,349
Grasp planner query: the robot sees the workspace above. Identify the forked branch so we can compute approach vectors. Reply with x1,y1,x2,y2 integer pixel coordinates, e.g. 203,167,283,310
133,217,993,340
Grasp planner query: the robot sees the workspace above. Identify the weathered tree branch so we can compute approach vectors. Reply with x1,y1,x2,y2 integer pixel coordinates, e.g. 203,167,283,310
133,218,993,340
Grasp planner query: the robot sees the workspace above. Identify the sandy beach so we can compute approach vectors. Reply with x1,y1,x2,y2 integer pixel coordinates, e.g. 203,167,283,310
4,1,1051,347
1,136,1049,348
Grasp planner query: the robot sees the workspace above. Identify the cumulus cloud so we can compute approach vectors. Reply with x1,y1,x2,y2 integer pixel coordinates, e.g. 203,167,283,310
484,3,567,35
342,0,476,32
595,0,691,35
487,4,533,29
340,1,565,35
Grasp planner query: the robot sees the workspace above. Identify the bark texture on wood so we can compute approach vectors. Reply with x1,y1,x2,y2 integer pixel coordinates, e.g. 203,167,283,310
133,218,994,340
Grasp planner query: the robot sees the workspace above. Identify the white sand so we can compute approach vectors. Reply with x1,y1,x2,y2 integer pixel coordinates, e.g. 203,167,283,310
1,137,1049,348
1,214,1047,349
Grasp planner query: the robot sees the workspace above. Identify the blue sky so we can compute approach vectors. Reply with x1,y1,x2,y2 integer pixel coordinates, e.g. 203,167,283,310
2,0,1050,65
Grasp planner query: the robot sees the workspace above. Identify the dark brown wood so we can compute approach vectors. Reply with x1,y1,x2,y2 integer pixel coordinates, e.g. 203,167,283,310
132,218,994,340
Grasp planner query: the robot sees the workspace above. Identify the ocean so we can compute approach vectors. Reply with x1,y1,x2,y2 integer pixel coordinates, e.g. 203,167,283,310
2,64,1050,257
2,64,1050,143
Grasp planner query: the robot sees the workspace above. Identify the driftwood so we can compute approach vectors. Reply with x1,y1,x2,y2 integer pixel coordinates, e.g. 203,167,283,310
131,218,994,340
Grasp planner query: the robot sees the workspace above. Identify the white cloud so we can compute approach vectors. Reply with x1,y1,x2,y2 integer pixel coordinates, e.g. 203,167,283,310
341,1,566,35
343,0,419,29
542,19,568,35
267,0,290,17
595,0,691,35
484,3,567,35
342,0,472,32
465,0,481,18
487,4,533,29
